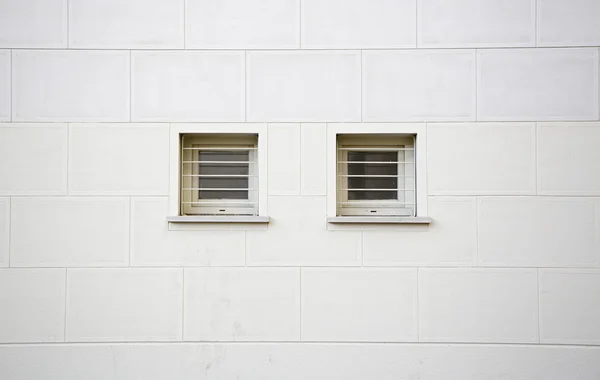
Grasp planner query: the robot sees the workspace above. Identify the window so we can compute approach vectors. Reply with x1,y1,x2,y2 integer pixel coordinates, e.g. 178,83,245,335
180,133,258,216
337,134,416,217
327,124,429,224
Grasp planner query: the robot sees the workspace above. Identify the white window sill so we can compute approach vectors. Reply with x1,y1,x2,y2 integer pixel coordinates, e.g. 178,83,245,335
327,216,432,224
167,216,270,223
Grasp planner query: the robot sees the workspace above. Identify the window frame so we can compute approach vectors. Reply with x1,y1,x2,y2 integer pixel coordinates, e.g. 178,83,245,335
337,134,415,217
327,123,429,222
169,123,269,222
181,134,258,216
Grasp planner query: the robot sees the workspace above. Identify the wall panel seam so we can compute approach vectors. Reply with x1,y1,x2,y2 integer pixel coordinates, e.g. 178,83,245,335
63,268,68,342
415,0,419,48
298,0,302,49
128,197,132,267
359,50,363,122
474,49,478,121
475,196,480,266
7,197,11,266
181,268,185,341
299,268,302,341
536,268,541,343
66,0,70,49
534,0,538,47
66,124,70,195
416,267,420,342
9,49,12,122
534,122,539,195
244,50,247,122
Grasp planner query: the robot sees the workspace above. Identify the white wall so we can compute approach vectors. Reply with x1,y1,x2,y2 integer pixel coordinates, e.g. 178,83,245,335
1,0,600,379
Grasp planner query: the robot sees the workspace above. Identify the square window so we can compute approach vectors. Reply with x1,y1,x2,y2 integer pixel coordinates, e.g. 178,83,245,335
180,133,258,216
337,134,416,217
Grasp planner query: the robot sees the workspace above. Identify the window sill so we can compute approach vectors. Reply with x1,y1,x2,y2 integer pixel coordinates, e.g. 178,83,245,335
327,216,432,224
167,216,270,223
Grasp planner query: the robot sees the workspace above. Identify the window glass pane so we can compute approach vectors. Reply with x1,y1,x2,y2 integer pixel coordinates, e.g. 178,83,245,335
347,151,397,200
198,150,249,200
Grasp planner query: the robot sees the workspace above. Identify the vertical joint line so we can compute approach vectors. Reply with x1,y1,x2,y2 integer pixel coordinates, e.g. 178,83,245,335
415,0,418,47
534,122,539,195
534,0,538,47
416,268,420,342
474,49,478,122
129,50,132,122
7,197,12,266
66,0,70,48
475,196,480,265
183,0,186,49
9,49,12,122
536,268,541,343
360,50,363,122
128,197,132,267
360,231,364,266
244,51,247,122
299,268,302,341
181,268,185,341
63,269,68,341
243,230,247,267
299,124,303,194
66,124,70,194
298,0,302,48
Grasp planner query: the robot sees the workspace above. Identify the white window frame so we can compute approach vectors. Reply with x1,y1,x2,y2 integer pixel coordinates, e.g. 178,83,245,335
181,134,258,216
327,123,429,223
169,123,269,222
337,134,415,217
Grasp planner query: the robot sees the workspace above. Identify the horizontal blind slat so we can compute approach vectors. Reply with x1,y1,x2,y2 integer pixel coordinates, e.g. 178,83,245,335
182,161,255,164
338,174,414,178
183,147,257,150
183,188,256,191
183,174,255,177
342,188,415,191
338,147,414,151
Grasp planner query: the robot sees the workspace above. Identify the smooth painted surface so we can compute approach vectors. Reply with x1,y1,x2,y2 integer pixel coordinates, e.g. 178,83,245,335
302,268,418,342
185,0,299,49
132,51,244,122
538,0,600,46
12,50,130,122
0,1,599,378
0,124,68,195
478,197,600,267
540,270,600,345
418,0,534,47
0,0,67,48
184,268,300,341
132,198,245,266
0,198,8,267
427,122,536,194
419,268,539,343
477,48,599,121
247,51,361,122
69,0,183,49
66,268,183,342
1,344,600,380
301,0,416,49
268,123,301,195
538,122,600,195
69,124,169,195
363,198,477,266
246,196,361,266
0,50,8,120
362,50,476,121
10,197,130,267
0,269,66,342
